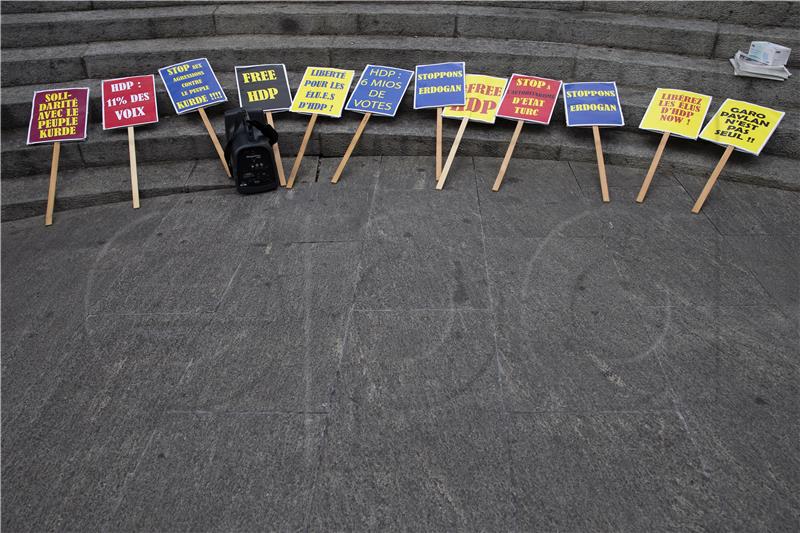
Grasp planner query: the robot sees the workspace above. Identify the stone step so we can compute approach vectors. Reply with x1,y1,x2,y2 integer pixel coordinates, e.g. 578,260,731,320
0,1,91,14
3,0,797,28
1,5,218,48
3,109,797,193
3,34,797,111
3,3,798,67
0,153,331,222
0,160,229,222
3,149,794,224
0,1,197,13
585,1,800,29
4,73,798,160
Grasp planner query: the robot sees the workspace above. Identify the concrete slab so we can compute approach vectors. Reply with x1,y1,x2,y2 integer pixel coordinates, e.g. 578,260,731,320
380,155,475,193
311,395,510,530
677,174,800,236
510,411,715,531
485,236,674,411
355,236,491,311
335,309,499,411
2,160,798,531
475,157,585,201
604,231,773,307
653,303,800,529
1,313,205,531
726,234,799,320
317,156,381,189
109,412,325,532
257,183,374,243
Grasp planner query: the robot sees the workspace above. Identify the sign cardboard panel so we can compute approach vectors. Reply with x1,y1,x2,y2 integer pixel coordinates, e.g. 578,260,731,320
27,87,90,144
158,58,227,114
639,88,712,139
101,75,158,130
413,62,466,109
235,63,293,113
699,98,784,155
496,74,562,124
442,74,508,124
346,64,413,117
562,82,624,127
290,67,355,118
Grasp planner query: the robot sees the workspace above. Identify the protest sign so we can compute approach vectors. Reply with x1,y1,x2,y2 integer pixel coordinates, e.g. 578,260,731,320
287,67,355,188
562,82,624,202
692,99,784,213
346,64,413,117
442,74,507,124
414,62,466,109
497,74,561,124
492,74,562,191
159,58,226,114
636,88,712,202
159,58,230,177
102,75,158,130
290,67,354,118
331,65,413,183
27,88,89,145
414,62,466,180
438,74,508,190
235,64,293,186
639,88,712,139
235,64,293,113
27,87,90,226
562,82,624,127
102,75,159,208
698,98,784,156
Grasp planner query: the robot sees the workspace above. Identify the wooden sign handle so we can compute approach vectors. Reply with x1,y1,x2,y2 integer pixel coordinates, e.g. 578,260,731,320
436,116,469,190
198,107,231,178
436,107,443,180
492,120,524,192
287,113,317,189
128,126,140,209
692,145,734,213
592,125,610,203
44,141,61,226
332,112,371,184
265,111,286,187
636,131,670,203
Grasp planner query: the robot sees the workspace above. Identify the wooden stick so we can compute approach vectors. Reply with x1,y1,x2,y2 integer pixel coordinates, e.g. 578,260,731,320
692,145,734,214
331,112,371,184
492,120,524,192
198,107,231,178
265,111,286,187
436,107,443,180
128,126,140,209
436,116,469,190
636,131,670,203
286,113,317,189
44,141,60,226
592,125,610,203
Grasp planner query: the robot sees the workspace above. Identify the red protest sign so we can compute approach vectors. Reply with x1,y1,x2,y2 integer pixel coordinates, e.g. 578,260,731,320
101,75,158,130
496,74,562,124
27,87,89,145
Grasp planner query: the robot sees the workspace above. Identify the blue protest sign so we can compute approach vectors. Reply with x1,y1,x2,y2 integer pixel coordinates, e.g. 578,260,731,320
345,64,413,117
413,62,466,109
158,58,227,114
562,82,624,127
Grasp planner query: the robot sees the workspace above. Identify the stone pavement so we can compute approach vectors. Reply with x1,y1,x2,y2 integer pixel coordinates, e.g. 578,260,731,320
2,156,798,531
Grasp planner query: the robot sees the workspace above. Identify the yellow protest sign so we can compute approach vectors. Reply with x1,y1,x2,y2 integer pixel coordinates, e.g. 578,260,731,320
699,98,784,155
443,74,508,124
290,66,354,118
639,88,712,139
